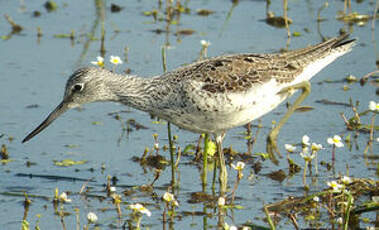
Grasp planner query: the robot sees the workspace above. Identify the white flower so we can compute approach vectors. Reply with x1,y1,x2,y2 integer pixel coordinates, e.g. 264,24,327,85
110,186,116,192
284,144,296,153
327,135,344,148
346,75,357,82
311,143,323,152
313,196,320,202
200,40,211,47
231,161,245,171
327,180,343,193
376,137,379,142
302,135,310,146
163,192,179,206
110,55,123,65
58,192,72,203
300,147,315,162
224,222,237,230
336,217,343,225
341,176,352,185
369,101,379,112
129,203,151,217
230,226,238,230
91,56,104,67
87,212,98,223
217,197,225,206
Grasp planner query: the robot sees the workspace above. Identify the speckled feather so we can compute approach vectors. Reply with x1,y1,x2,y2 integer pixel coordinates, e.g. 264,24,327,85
162,34,353,93
23,34,355,143
66,34,354,134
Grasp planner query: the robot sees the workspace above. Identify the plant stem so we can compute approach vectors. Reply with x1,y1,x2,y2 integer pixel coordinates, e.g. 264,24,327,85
303,161,308,186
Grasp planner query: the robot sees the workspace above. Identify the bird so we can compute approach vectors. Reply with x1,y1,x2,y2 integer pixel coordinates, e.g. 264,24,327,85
23,34,355,196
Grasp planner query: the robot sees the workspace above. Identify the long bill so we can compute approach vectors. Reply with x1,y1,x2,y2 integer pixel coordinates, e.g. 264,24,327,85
22,101,69,143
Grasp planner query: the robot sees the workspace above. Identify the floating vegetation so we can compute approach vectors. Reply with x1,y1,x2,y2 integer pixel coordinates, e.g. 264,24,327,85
37,27,43,38
175,28,195,36
53,30,75,39
196,9,214,16
315,99,350,107
294,105,314,112
53,159,88,167
33,11,41,17
265,11,293,28
91,121,102,125
64,144,79,149
337,12,371,25
44,1,58,12
292,31,301,37
3,14,23,35
0,144,13,164
110,3,123,13
1,144,9,160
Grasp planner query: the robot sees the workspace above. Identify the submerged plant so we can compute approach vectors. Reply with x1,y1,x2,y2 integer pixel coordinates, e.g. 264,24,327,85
230,161,245,202
368,101,378,142
311,142,322,174
300,147,315,186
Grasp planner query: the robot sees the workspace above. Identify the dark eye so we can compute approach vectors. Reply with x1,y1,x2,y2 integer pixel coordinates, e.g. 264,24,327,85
72,83,84,92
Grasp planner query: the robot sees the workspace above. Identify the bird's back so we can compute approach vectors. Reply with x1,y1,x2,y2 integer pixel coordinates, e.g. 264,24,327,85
150,34,355,134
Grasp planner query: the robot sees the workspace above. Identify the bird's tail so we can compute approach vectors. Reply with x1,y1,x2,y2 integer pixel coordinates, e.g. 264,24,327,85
284,33,356,64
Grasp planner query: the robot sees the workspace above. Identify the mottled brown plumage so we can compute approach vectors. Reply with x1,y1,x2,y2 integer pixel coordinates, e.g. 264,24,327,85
23,34,355,143
160,34,353,94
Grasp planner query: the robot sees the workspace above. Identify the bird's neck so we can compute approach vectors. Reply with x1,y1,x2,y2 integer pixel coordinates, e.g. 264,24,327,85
106,73,160,112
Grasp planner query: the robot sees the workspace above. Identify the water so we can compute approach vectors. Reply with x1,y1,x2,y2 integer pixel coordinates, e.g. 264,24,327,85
0,0,378,229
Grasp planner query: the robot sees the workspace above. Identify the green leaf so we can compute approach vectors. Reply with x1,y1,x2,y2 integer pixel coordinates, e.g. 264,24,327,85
204,138,216,157
183,144,196,154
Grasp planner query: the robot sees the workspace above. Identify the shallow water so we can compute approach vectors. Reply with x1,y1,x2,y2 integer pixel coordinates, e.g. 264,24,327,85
0,0,378,229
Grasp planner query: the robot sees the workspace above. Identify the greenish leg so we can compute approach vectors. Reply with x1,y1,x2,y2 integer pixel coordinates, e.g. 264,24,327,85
202,134,209,192
215,134,227,196
211,160,217,194
267,81,311,162
167,122,176,190
215,133,227,228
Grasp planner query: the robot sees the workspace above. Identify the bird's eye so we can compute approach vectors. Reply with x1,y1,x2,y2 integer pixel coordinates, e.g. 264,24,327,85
72,83,84,92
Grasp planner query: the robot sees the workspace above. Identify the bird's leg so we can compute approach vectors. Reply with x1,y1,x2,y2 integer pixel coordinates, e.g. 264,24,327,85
202,133,210,192
215,133,227,197
215,133,227,228
267,81,311,162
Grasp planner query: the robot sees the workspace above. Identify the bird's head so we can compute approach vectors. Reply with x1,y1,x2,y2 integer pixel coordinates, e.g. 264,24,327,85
22,67,116,143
